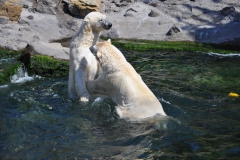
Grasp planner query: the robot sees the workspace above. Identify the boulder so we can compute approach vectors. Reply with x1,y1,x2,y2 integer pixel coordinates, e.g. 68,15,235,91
166,24,180,36
68,0,101,18
35,3,56,15
24,40,70,60
220,7,236,16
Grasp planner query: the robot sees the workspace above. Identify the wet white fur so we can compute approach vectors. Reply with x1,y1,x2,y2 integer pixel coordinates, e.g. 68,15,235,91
68,12,109,101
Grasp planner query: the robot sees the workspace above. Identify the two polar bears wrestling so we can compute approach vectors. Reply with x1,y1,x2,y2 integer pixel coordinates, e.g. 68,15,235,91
68,12,166,119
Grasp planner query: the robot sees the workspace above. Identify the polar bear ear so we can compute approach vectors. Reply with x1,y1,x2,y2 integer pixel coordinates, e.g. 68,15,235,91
84,18,90,23
107,39,111,44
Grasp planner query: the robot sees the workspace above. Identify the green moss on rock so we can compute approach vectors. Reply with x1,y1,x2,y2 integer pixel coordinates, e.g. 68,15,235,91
112,39,240,54
0,48,22,58
28,55,69,77
0,62,22,85
0,48,22,85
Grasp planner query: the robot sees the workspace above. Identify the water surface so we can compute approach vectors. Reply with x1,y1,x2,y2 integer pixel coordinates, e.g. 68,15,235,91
0,50,240,159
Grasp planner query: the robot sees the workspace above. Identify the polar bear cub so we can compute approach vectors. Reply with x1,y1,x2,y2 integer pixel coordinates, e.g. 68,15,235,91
68,12,112,101
87,40,166,119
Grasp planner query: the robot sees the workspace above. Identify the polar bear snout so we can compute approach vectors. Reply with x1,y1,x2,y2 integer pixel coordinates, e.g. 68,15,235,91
102,20,112,30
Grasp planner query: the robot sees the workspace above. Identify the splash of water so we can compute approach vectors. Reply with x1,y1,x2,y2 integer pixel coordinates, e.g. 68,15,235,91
10,65,37,83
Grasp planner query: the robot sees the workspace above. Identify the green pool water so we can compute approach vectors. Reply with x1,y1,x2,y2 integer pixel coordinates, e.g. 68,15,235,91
0,49,240,159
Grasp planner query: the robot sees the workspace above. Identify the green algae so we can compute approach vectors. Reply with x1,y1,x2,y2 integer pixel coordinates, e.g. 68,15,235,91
0,49,22,85
0,62,22,85
111,39,240,54
27,55,69,77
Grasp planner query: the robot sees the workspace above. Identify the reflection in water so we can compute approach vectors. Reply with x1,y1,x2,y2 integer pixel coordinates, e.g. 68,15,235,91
0,50,240,159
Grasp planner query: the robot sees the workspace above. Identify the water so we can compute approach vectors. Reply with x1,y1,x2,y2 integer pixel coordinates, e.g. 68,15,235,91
0,50,240,159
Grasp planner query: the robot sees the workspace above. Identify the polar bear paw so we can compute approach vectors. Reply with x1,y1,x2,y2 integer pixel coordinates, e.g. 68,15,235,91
80,96,89,102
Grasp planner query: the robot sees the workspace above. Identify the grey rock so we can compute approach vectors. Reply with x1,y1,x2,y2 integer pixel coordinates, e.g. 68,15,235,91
18,18,30,25
166,24,180,36
116,1,128,7
19,27,31,32
67,20,79,31
0,16,9,24
220,7,236,16
35,4,56,15
148,9,159,17
26,15,34,20
4,24,20,30
59,28,71,36
23,4,29,8
33,35,40,40
25,40,69,60
17,41,28,49
191,7,204,16
143,0,151,4
112,0,120,4
124,8,137,17
113,7,121,12
103,28,119,39
182,12,192,19
0,29,10,36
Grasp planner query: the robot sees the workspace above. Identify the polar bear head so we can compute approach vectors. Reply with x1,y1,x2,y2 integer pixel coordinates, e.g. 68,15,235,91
84,12,112,32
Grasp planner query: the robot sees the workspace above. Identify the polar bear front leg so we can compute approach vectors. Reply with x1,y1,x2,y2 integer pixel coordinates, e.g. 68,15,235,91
68,62,77,98
74,59,90,102
86,76,108,96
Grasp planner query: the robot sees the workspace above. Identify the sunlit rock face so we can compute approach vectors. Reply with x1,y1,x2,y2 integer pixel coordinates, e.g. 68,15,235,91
68,0,101,18
0,0,23,21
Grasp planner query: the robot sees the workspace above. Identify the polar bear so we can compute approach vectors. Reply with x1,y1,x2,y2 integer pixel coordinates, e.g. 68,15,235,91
68,12,112,101
87,40,166,119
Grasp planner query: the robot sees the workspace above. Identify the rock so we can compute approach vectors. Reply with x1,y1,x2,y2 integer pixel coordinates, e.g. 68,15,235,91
18,18,30,25
68,0,101,18
17,41,28,49
35,3,56,15
25,40,70,60
166,24,180,36
112,0,120,4
4,24,19,30
0,16,9,24
59,27,71,36
191,7,204,16
113,7,121,12
19,27,31,32
115,1,128,7
220,7,236,16
182,12,192,19
38,0,54,7
26,15,34,20
148,9,159,17
143,0,151,4
67,20,79,31
0,0,23,21
102,28,119,38
124,8,137,17
0,29,10,36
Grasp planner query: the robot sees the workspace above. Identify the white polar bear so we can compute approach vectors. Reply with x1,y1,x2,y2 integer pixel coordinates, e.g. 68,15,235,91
68,12,112,101
87,40,166,119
